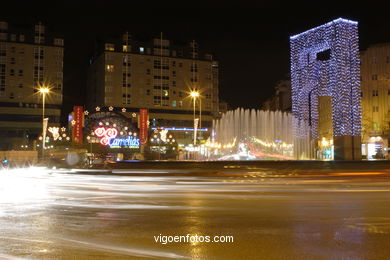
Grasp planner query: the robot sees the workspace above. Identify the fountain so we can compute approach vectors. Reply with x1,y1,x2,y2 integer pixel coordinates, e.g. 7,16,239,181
209,108,313,160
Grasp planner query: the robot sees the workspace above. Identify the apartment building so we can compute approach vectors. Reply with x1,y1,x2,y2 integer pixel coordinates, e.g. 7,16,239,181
0,21,63,150
87,33,219,144
360,43,390,159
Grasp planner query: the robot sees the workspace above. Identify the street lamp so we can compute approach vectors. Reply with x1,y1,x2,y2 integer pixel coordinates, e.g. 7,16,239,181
39,87,50,158
190,91,200,145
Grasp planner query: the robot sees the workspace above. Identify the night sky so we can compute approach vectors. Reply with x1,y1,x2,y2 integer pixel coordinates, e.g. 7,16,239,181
2,4,390,120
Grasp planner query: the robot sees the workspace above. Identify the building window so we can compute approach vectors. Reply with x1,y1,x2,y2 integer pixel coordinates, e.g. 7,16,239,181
19,34,25,42
373,90,379,96
10,69,14,76
105,43,115,51
122,94,131,104
18,83,23,88
388,89,390,95
123,45,130,52
372,75,378,80
172,71,176,77
123,56,131,66
179,62,183,67
373,122,379,130
54,38,64,46
154,75,169,80
172,100,176,107
139,47,144,54
146,89,150,95
172,81,176,86
373,106,379,112
34,48,44,59
146,69,151,75
172,61,176,67
10,58,15,64
18,70,23,76
190,64,198,72
9,92,14,99
387,56,390,63
106,64,114,72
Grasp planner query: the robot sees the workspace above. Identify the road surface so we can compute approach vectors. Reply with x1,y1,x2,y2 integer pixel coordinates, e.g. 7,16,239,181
1,161,390,259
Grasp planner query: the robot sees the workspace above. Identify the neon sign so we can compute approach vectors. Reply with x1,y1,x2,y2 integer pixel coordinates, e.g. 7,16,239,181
109,136,140,148
94,127,140,149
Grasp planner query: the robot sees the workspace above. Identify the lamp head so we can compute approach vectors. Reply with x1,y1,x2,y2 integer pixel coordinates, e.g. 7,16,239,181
39,87,50,94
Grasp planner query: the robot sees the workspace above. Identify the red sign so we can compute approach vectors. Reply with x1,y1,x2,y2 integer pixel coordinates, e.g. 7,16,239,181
72,106,83,144
139,109,148,145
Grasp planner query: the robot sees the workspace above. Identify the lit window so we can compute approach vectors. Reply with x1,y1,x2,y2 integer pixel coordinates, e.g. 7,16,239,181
123,45,130,52
139,47,144,53
106,65,114,72
105,43,115,51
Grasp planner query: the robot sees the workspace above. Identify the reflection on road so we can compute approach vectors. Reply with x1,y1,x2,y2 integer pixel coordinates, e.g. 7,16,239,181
1,162,390,259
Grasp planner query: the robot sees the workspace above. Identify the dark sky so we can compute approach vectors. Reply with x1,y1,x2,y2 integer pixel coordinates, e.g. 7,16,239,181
2,3,390,118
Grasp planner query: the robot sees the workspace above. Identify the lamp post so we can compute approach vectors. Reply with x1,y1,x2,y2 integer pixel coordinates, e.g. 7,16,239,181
39,87,49,159
190,91,199,146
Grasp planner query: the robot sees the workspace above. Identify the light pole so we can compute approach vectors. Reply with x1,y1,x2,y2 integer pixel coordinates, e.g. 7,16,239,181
39,87,50,159
190,91,200,146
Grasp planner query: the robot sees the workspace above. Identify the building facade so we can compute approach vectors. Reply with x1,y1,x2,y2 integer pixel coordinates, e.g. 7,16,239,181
87,33,219,145
0,21,64,150
360,43,390,159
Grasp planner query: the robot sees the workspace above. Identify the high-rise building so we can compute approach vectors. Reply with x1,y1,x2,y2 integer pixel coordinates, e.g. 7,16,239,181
0,21,63,150
360,43,390,159
87,33,219,145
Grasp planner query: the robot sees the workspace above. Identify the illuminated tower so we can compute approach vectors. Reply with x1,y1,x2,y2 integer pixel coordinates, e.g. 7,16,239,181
290,18,362,160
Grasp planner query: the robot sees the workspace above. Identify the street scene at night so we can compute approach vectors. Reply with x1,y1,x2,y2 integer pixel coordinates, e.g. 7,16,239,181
1,4,390,259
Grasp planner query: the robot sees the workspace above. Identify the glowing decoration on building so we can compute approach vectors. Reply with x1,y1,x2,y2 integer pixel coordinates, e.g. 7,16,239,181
108,106,114,111
94,127,107,137
61,127,66,132
93,126,140,149
95,106,100,111
121,108,126,112
84,110,89,115
290,18,361,138
48,127,60,140
160,129,168,142
110,136,140,148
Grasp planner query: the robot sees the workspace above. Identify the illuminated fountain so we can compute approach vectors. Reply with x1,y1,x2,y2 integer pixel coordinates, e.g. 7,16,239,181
209,108,313,160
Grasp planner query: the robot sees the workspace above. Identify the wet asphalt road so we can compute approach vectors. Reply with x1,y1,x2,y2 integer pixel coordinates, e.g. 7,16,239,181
1,161,390,260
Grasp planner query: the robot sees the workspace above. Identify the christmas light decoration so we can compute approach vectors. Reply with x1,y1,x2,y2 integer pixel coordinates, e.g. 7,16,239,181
93,126,140,149
290,18,361,138
48,127,60,140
